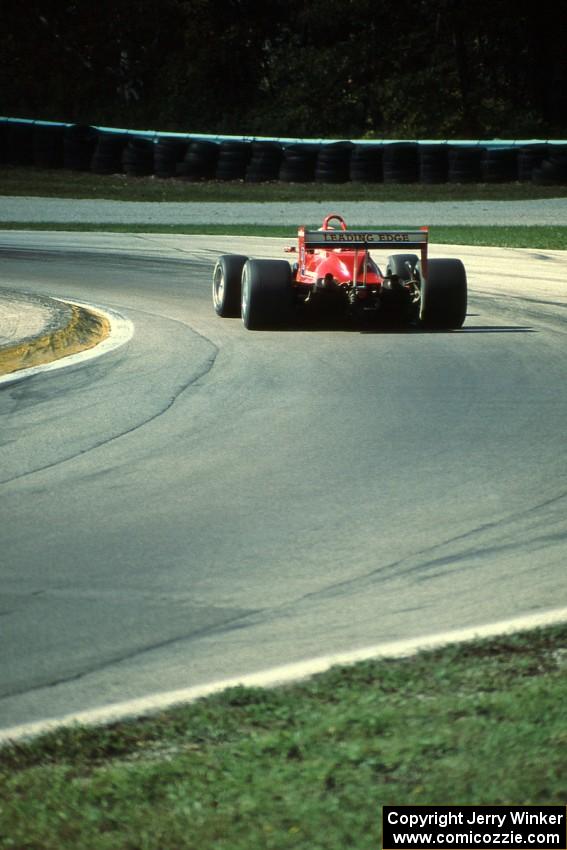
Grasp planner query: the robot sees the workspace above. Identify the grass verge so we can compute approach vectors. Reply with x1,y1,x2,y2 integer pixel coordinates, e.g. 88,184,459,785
1,623,566,849
1,222,567,250
2,166,567,202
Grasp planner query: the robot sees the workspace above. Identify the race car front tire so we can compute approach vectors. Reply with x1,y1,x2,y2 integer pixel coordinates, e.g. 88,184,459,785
418,258,467,329
241,259,292,330
212,254,248,317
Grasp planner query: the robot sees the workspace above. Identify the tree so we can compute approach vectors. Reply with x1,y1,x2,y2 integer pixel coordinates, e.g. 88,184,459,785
1,0,565,138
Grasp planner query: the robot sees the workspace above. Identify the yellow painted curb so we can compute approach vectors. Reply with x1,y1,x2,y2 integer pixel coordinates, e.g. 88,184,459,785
0,303,111,376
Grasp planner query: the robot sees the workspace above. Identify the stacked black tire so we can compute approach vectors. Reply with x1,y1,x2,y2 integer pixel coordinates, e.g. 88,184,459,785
3,118,567,186
122,137,154,176
245,141,283,182
532,146,567,184
349,144,383,182
517,144,549,181
0,121,7,164
91,132,128,174
383,143,419,183
481,147,518,182
178,140,219,180
154,137,189,178
448,146,483,183
5,121,35,165
315,142,354,182
33,124,65,168
419,144,449,183
279,143,319,182
215,141,251,180
63,125,98,170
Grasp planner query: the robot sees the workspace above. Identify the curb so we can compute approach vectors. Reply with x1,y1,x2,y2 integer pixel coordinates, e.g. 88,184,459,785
0,292,111,376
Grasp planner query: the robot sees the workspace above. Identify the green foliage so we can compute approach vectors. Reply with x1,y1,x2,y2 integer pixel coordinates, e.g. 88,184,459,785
1,1,566,137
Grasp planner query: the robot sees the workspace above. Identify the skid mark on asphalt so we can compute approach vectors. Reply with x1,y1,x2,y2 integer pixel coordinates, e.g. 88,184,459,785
1,603,257,702
0,312,219,486
223,488,567,623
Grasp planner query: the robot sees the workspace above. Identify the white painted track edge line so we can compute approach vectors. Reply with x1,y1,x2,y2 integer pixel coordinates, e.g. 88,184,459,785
2,606,566,745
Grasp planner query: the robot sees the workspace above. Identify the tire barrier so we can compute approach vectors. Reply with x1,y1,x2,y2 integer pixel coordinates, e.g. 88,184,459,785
383,142,419,183
2,118,567,184
315,141,354,183
122,137,154,176
517,144,549,182
154,137,188,178
279,143,319,182
63,124,98,170
6,121,35,166
349,143,383,182
448,145,483,183
0,122,7,164
214,140,251,181
178,140,219,180
419,144,449,184
33,124,65,168
90,132,128,174
480,147,518,182
245,141,283,182
532,146,567,185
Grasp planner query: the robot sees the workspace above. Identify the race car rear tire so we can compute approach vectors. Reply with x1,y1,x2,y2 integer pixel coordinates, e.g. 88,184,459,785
241,259,292,330
212,254,248,317
419,258,467,330
385,253,419,281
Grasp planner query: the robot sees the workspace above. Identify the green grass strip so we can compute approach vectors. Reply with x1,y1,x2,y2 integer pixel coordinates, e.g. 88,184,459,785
2,166,567,202
1,623,567,849
1,221,567,249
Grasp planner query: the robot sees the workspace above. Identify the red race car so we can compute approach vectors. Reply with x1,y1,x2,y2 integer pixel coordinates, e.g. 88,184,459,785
212,213,467,330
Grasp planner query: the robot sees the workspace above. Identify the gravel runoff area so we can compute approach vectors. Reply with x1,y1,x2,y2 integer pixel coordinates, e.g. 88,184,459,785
0,290,71,348
1,196,567,225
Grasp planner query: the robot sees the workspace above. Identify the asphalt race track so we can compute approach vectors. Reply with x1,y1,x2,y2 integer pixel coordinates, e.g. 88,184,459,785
1,232,566,731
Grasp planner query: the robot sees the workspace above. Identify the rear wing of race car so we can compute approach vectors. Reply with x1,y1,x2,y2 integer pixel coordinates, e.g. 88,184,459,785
301,227,428,250
297,225,429,280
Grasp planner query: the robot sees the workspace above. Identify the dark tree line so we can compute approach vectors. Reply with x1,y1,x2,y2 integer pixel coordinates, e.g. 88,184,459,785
2,0,566,138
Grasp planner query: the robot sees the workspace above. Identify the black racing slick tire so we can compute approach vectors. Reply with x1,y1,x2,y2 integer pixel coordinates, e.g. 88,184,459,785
241,259,292,330
419,258,467,330
212,254,248,317
385,253,419,281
